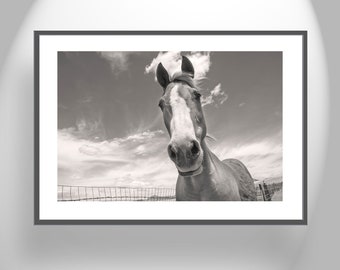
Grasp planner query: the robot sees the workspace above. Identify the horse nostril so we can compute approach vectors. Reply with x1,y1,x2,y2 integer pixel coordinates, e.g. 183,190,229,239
190,140,200,158
168,144,177,160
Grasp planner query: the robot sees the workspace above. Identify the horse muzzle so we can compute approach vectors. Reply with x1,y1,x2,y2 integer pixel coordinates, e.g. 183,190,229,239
167,139,204,177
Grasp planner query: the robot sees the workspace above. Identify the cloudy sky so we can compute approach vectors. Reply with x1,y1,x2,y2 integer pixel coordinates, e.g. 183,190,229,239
58,51,282,187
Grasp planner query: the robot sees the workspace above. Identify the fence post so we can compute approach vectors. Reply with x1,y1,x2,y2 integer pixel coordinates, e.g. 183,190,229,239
259,184,266,201
263,182,272,201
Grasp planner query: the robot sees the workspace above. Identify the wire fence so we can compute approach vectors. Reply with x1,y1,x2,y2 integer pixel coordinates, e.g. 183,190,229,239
255,181,283,201
58,182,282,202
58,185,176,201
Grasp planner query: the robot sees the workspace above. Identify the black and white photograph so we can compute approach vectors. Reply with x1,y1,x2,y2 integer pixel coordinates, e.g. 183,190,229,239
35,32,306,223
57,51,282,202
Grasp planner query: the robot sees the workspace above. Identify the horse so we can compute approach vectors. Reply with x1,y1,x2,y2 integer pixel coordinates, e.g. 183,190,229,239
156,55,257,201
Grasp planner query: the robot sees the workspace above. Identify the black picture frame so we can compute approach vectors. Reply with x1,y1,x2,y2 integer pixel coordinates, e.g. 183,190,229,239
34,31,307,225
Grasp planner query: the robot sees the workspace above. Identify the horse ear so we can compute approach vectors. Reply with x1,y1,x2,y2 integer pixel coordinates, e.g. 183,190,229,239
181,55,195,78
156,63,170,91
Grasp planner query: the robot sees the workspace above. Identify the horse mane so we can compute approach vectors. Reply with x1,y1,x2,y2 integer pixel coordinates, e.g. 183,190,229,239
171,71,204,90
206,134,217,142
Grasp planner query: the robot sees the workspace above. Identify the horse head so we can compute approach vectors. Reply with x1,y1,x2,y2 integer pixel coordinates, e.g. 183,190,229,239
156,56,206,177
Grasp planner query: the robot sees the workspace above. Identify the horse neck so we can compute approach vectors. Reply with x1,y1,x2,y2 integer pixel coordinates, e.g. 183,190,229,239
201,139,222,174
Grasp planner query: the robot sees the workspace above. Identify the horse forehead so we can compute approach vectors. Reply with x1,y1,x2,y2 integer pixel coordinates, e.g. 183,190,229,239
168,83,191,101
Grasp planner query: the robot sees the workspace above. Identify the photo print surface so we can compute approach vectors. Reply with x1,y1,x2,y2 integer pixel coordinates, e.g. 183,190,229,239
57,51,282,202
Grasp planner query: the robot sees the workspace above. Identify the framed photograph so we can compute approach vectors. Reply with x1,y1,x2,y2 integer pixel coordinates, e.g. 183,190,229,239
34,31,307,225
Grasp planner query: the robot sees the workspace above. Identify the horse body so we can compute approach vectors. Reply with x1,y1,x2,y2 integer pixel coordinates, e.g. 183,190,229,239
156,55,256,201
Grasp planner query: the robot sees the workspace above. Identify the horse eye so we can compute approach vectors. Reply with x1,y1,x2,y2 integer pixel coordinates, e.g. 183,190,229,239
194,91,201,100
158,99,165,110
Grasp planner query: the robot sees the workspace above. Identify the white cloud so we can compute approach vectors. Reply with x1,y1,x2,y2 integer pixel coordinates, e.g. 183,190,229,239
58,129,177,187
98,52,131,73
201,83,228,107
210,134,282,180
146,52,228,108
59,127,281,188
77,96,93,104
79,144,101,156
66,117,106,141
211,84,223,96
